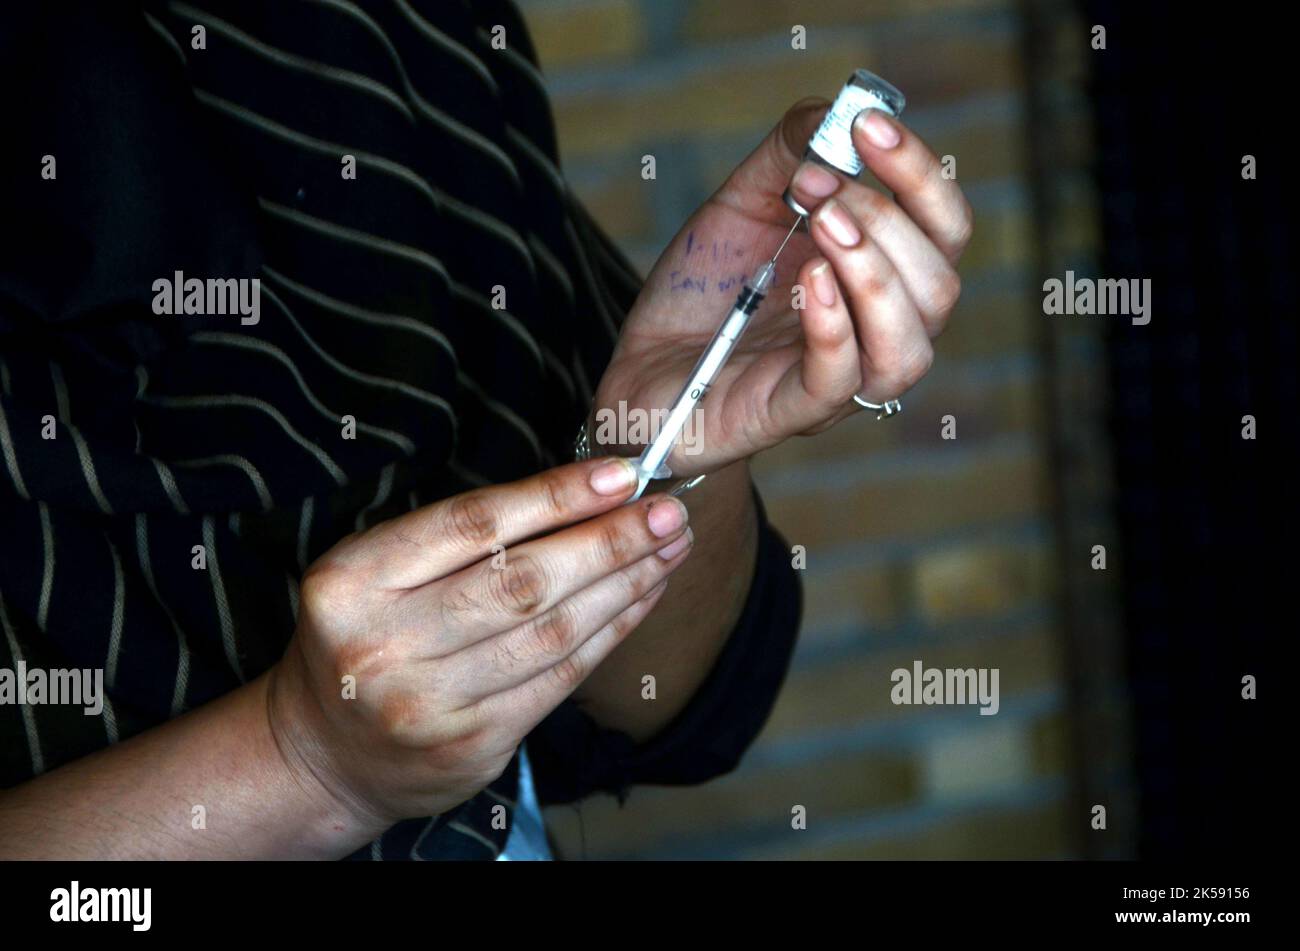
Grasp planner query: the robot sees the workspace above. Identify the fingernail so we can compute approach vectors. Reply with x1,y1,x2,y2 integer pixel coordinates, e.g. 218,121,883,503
657,526,694,561
791,161,840,199
855,109,900,149
816,199,861,248
809,260,837,307
647,497,687,538
589,457,636,495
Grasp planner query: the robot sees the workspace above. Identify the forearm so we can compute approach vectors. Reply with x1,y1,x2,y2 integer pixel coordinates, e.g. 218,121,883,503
572,460,760,741
0,670,377,859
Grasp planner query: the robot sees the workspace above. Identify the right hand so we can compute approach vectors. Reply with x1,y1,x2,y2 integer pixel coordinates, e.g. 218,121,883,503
265,457,693,836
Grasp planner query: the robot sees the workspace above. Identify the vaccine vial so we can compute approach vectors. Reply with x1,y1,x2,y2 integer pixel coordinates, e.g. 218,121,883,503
783,68,906,217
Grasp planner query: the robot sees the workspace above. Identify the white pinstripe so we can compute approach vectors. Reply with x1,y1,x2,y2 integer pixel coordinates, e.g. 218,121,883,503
258,282,458,428
308,0,523,186
144,393,347,486
261,266,455,361
36,502,54,631
0,594,45,776
136,514,191,716
297,496,314,573
190,332,418,456
202,517,244,683
169,2,416,121
0,401,30,500
68,426,114,515
354,463,395,531
392,0,499,94
188,89,536,277
171,455,274,511
105,535,126,691
150,458,191,515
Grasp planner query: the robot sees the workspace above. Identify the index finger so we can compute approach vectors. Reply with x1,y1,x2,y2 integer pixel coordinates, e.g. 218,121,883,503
341,456,641,590
851,109,973,264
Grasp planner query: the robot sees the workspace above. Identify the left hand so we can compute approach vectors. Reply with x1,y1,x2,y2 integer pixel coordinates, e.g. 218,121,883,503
592,98,973,476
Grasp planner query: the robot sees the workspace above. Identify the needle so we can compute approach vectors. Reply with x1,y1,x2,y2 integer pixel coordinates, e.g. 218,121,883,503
769,215,802,267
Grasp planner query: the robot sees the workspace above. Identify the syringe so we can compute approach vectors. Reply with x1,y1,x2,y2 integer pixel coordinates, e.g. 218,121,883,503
627,217,802,502
624,68,905,502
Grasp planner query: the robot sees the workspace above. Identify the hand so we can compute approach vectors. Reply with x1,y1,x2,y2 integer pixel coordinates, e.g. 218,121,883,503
265,458,694,831
593,98,973,474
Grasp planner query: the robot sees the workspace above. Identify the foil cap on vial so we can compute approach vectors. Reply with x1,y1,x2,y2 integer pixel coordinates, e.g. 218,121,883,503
783,69,906,218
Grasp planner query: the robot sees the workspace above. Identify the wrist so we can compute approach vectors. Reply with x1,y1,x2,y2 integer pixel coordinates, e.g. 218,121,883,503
261,646,390,856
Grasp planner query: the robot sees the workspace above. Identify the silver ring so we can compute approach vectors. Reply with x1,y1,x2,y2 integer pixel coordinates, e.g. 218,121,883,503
853,395,902,419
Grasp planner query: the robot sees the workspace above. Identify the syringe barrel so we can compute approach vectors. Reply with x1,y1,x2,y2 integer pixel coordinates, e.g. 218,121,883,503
636,281,767,477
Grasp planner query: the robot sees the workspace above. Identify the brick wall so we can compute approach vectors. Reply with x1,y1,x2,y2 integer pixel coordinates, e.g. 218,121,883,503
522,0,1132,859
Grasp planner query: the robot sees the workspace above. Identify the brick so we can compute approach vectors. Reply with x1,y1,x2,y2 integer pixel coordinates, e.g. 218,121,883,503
756,450,1049,549
874,32,1023,109
1029,709,1071,777
752,798,1070,859
569,172,656,242
798,559,912,635
551,32,1021,161
922,718,1035,798
522,0,645,69
681,0,1007,44
552,51,867,160
761,627,1063,739
961,203,1033,274
938,289,1040,357
912,540,1055,623
542,748,918,858
1053,192,1102,259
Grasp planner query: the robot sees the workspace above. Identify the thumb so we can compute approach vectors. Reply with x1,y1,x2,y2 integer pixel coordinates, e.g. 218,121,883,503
712,97,829,223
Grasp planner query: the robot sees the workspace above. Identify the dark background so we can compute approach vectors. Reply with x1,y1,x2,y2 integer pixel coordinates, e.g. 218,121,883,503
1085,0,1288,857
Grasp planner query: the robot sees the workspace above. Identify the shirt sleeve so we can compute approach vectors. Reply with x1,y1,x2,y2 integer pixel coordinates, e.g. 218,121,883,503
528,484,802,805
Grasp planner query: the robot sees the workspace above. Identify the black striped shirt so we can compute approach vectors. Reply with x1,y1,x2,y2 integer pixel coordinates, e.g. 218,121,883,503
0,0,801,860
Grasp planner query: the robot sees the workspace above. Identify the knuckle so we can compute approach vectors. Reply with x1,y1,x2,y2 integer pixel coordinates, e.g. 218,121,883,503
596,520,633,567
493,554,549,616
330,637,380,686
447,492,499,551
299,559,355,619
857,185,891,224
530,603,579,658
549,653,586,692
376,691,429,747
537,469,571,520
852,250,894,301
898,346,935,390
615,559,652,602
860,271,892,302
928,269,962,319
949,199,975,252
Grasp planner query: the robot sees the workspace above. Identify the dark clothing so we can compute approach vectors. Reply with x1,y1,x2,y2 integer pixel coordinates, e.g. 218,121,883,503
0,0,801,859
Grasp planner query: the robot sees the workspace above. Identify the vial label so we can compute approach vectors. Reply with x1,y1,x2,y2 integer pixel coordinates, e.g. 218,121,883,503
809,84,893,176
